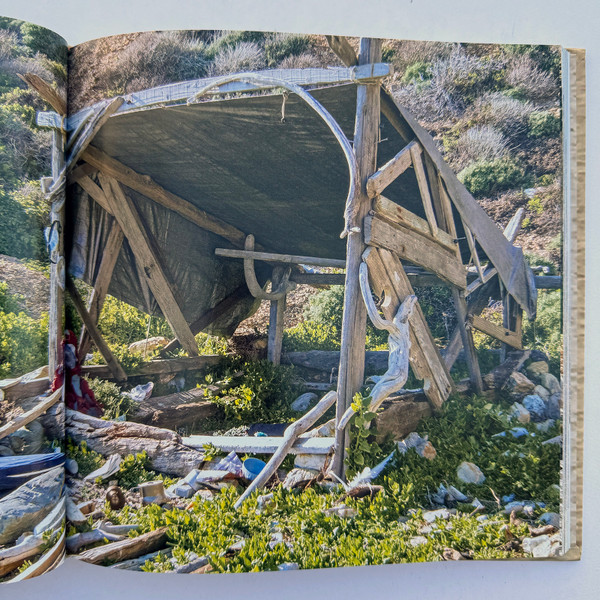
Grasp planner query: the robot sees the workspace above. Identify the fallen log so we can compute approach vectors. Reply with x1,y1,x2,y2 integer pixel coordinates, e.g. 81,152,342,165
66,409,205,476
234,391,337,508
0,467,64,545
283,351,389,373
77,527,168,565
128,387,220,430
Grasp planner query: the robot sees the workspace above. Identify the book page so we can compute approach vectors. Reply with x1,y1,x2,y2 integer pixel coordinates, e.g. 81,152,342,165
0,17,67,582
60,29,578,573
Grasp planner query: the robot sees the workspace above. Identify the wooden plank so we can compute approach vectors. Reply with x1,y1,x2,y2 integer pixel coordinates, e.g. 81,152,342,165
333,38,382,478
79,218,124,358
410,143,438,237
423,155,448,233
83,145,247,248
471,314,523,350
289,272,346,286
81,355,222,379
452,288,483,393
183,434,335,455
366,141,416,198
464,225,487,282
267,267,286,365
98,174,199,357
19,73,66,115
68,163,97,185
9,530,65,582
235,391,337,508
0,388,61,440
373,195,458,253
364,214,466,288
363,246,452,410
215,247,345,269
66,278,128,382
325,36,358,66
66,97,124,170
77,175,112,213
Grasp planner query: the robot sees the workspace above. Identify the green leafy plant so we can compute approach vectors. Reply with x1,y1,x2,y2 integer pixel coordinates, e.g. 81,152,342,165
65,439,105,478
87,378,133,420
458,156,528,196
528,110,561,138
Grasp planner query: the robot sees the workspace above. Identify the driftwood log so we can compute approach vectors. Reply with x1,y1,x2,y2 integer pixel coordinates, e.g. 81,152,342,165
77,527,168,565
66,409,205,476
128,387,220,430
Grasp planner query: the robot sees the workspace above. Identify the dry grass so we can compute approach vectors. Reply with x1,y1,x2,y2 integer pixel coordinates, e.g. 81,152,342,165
506,55,559,103
210,42,266,76
450,125,509,170
470,92,534,139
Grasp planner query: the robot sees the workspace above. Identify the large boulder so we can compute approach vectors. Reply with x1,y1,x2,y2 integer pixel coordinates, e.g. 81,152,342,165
0,466,64,545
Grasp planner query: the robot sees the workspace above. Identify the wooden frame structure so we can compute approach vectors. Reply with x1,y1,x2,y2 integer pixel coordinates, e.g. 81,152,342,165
32,36,539,482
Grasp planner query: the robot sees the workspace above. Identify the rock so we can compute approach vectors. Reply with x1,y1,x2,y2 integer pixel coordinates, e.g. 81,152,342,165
423,508,451,523
447,485,468,502
534,385,550,401
536,419,555,433
0,466,64,545
291,393,317,413
539,512,560,529
547,393,561,419
540,372,561,395
169,482,195,499
9,420,44,454
457,462,485,485
529,350,550,363
510,402,531,424
504,500,536,516
526,361,549,380
278,562,299,571
294,454,327,470
409,536,428,547
374,397,432,442
307,418,336,438
505,371,535,399
0,444,14,456
523,395,547,422
324,504,357,519
508,427,529,438
128,336,169,355
542,435,562,446
399,432,437,460
65,458,79,475
522,534,560,557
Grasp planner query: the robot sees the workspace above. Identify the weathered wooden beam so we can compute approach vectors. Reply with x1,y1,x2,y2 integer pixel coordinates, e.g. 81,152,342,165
333,38,382,478
68,162,97,185
83,145,247,248
464,225,487,282
373,195,458,253
452,288,483,394
18,73,66,115
325,35,358,66
81,355,222,379
183,434,335,455
283,350,389,373
364,214,467,288
471,314,523,350
235,390,337,508
366,141,416,198
289,272,346,286
79,218,124,358
364,246,453,410
77,174,112,213
9,530,65,582
98,174,198,357
215,247,346,269
267,267,287,365
0,388,62,441
66,97,124,170
66,277,127,382
410,143,438,238
77,528,168,565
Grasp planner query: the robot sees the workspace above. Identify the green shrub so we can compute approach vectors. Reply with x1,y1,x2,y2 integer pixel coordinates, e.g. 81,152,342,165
19,22,66,63
401,61,432,84
87,378,133,421
458,156,527,196
523,290,562,374
116,451,159,489
65,439,105,478
91,344,147,374
528,110,561,138
283,320,340,352
264,33,310,67
0,281,22,313
195,332,229,355
0,309,47,378
206,31,267,59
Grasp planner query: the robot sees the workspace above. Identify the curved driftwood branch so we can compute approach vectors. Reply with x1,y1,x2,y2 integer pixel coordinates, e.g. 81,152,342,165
242,235,294,300
234,390,337,508
338,262,417,430
188,72,359,237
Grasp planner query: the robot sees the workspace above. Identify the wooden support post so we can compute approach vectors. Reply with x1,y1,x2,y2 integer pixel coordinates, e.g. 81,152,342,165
333,38,382,479
97,174,199,357
66,278,127,382
79,218,124,358
48,129,65,378
452,288,483,394
410,144,438,238
267,266,287,366
501,293,523,361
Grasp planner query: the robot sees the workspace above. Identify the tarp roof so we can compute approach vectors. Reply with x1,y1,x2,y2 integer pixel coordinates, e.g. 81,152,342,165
67,73,536,338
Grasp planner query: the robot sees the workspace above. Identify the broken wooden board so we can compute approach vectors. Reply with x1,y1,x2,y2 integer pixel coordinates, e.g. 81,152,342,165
364,214,466,289
363,246,453,410
0,388,62,441
470,314,523,350
366,141,416,198
66,409,205,477
183,435,335,455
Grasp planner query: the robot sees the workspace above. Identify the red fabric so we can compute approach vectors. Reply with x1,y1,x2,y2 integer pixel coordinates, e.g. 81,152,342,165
52,330,104,417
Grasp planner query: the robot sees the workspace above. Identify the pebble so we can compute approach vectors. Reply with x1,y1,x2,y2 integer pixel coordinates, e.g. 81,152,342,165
547,393,561,420
534,385,550,401
523,394,547,422
423,509,451,523
65,458,79,475
539,512,560,529
522,534,559,557
457,462,485,485
536,419,555,433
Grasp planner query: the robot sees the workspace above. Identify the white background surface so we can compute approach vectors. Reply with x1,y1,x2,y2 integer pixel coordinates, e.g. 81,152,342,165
0,1,598,598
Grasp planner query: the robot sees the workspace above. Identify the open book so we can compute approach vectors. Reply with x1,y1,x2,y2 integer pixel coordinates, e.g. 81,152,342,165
0,20,585,582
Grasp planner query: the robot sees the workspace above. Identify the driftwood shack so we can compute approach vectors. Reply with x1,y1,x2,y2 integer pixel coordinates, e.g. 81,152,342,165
33,37,542,481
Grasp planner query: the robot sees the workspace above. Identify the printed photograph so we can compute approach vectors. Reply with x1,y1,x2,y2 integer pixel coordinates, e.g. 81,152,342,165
0,17,66,583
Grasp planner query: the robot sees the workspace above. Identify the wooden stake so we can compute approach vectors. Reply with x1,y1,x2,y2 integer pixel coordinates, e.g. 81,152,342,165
452,288,483,394
333,38,382,478
267,266,287,365
410,144,438,238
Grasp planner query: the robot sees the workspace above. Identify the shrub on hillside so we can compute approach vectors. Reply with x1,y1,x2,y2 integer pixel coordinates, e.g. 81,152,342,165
19,23,66,63
458,156,527,197
264,33,310,67
523,289,562,374
0,309,47,378
528,110,561,138
206,31,267,59
449,125,508,170
470,92,534,140
505,55,559,102
210,42,265,75
401,61,432,85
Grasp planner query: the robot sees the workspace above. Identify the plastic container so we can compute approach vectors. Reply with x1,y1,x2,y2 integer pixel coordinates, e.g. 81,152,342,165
242,457,266,481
